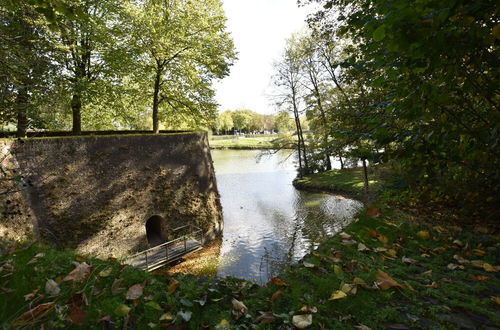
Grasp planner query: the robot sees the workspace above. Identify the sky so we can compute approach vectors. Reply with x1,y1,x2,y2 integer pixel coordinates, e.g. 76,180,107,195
214,0,315,115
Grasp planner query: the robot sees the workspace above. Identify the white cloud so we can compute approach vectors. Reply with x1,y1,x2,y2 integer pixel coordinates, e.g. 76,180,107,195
214,0,314,114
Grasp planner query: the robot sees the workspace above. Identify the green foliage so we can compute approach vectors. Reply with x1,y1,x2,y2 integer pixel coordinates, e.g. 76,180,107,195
297,0,500,217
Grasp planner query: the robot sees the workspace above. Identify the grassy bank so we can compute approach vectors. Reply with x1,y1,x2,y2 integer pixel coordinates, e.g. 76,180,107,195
293,166,392,201
2,212,499,328
209,135,276,149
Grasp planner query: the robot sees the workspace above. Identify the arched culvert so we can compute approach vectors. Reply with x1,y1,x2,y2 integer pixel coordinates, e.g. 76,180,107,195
145,215,167,247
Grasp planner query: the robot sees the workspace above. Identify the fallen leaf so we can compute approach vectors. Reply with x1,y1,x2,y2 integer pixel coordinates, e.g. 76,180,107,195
292,314,312,328
63,262,91,282
45,279,60,296
447,263,464,270
159,312,174,322
216,319,230,328
271,290,283,301
333,265,343,275
114,304,131,317
452,239,464,247
270,277,288,287
341,283,357,295
386,249,397,257
472,249,486,256
469,275,488,281
483,263,498,272
254,312,276,324
303,262,315,268
111,279,125,295
167,278,179,294
378,235,389,244
425,282,440,289
366,207,380,217
126,283,144,300
329,290,347,300
367,229,378,238
416,231,430,239
354,324,372,330
341,239,357,246
299,305,318,313
353,277,366,285
401,256,417,264
491,297,500,305
69,303,86,324
375,270,402,290
177,311,192,322
12,302,55,326
358,243,369,251
27,253,45,265
339,232,352,240
99,267,113,277
453,255,470,264
432,226,446,233
471,260,485,268
231,298,248,314
24,288,40,301
145,301,162,310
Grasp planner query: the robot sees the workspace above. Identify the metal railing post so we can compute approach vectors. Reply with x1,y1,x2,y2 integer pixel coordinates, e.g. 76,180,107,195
184,235,187,252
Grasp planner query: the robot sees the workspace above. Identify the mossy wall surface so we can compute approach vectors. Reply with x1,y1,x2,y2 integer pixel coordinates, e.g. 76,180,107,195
0,133,222,258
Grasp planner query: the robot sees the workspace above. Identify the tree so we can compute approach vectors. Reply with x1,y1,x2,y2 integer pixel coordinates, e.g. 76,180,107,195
128,0,236,133
216,110,234,134
0,3,56,137
274,111,293,133
272,35,310,175
51,0,127,134
302,0,500,215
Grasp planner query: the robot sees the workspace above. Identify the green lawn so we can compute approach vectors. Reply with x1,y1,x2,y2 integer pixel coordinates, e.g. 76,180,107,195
208,135,276,149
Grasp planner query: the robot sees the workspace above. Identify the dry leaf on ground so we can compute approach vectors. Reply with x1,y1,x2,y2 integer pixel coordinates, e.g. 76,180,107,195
45,279,60,296
271,290,283,301
270,277,288,287
375,270,402,290
168,278,179,294
292,314,312,328
329,290,347,300
231,298,248,314
12,302,54,326
63,262,91,282
126,283,144,300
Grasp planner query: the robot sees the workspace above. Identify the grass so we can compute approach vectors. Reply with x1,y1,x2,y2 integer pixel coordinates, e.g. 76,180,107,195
1,208,498,329
209,135,278,149
293,166,392,200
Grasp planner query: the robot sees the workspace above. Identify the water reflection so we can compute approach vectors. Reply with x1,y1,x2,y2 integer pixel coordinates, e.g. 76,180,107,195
211,150,362,283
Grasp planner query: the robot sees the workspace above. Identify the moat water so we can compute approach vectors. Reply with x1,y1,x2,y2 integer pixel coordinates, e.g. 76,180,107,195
211,149,363,283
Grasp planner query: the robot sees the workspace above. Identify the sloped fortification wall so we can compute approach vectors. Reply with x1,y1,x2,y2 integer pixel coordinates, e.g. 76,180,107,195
0,132,222,258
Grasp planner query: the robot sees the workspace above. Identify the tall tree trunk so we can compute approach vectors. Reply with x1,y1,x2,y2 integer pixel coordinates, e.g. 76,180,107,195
310,72,332,171
339,155,344,170
71,92,82,134
362,158,369,193
152,66,162,134
15,84,29,138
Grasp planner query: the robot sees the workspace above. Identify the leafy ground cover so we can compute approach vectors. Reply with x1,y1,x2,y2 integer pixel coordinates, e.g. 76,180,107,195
1,208,498,329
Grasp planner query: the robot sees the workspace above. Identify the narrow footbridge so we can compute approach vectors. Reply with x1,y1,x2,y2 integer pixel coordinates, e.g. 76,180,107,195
124,224,203,271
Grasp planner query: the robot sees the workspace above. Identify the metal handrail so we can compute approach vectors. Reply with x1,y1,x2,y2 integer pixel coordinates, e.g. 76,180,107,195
124,224,203,263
